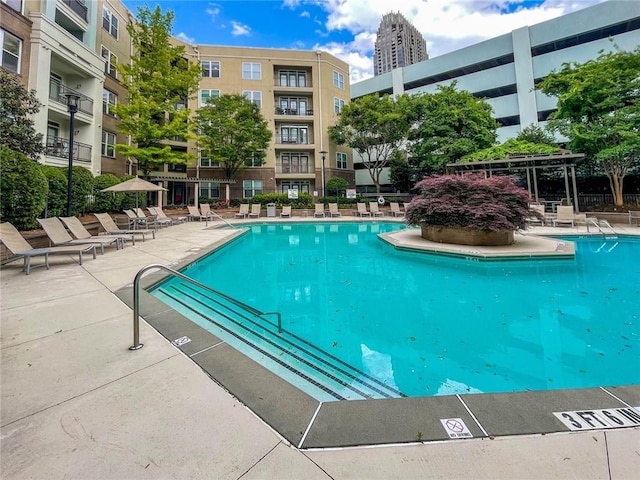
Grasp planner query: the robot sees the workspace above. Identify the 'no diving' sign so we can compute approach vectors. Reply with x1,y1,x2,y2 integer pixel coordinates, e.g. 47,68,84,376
440,418,473,439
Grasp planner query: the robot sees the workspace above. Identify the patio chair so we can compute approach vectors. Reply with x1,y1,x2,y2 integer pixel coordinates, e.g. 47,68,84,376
280,205,292,217
553,206,576,227
356,203,371,217
629,210,640,226
235,204,250,218
60,216,132,247
187,205,208,221
94,213,155,241
124,209,156,230
389,202,405,217
146,207,174,227
328,203,341,217
199,203,215,220
0,222,96,274
248,204,261,218
37,217,121,254
313,203,325,217
368,202,384,217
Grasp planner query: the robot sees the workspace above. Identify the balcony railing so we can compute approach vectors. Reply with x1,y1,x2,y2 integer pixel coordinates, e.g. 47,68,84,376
274,107,314,116
61,0,88,22
276,135,312,145
46,135,92,164
276,165,313,174
49,81,94,116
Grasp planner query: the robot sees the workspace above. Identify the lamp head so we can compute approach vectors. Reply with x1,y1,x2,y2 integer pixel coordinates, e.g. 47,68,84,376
65,93,81,113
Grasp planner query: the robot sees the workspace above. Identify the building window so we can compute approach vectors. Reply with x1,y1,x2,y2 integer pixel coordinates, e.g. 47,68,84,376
2,1,22,14
245,154,263,167
242,62,261,80
280,126,308,144
243,180,263,198
1,29,21,73
281,181,310,194
200,181,220,199
200,89,220,106
101,131,116,158
102,7,118,38
101,46,117,78
243,90,262,108
102,89,117,116
333,71,345,89
334,97,345,114
202,60,220,78
279,70,307,87
280,153,310,174
199,151,219,167
337,152,348,169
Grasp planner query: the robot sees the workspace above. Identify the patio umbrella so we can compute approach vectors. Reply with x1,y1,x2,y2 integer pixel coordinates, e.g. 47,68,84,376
101,176,167,208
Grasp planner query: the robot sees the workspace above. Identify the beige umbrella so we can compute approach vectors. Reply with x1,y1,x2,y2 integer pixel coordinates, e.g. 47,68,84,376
101,177,167,208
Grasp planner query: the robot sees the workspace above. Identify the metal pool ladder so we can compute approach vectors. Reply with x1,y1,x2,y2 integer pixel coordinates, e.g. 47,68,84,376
586,218,618,238
129,263,282,350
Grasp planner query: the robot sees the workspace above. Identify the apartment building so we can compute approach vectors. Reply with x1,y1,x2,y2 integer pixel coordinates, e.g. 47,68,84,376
153,44,353,205
1,0,32,84
352,0,640,192
373,12,428,77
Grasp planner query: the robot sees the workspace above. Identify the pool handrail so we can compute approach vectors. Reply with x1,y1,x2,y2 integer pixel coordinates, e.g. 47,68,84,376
130,263,281,350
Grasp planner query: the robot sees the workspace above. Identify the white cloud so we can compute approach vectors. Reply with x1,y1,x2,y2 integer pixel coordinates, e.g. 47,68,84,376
231,21,251,37
314,0,606,81
175,32,196,44
300,11,310,18
205,3,220,22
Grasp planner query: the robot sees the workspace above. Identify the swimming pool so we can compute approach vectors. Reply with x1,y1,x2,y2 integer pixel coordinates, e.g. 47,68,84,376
151,223,639,402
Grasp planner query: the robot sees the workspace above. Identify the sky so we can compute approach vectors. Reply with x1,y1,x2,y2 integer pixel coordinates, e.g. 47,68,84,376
121,0,608,83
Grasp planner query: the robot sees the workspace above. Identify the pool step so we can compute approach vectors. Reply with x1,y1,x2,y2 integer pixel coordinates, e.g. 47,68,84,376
154,282,405,401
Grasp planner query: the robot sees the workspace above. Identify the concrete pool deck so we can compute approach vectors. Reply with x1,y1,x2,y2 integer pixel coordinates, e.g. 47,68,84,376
1,217,639,479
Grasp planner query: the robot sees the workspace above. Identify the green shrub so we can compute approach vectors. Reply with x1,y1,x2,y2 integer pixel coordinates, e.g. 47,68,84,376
41,166,68,218
250,192,314,208
0,146,48,230
118,175,145,210
65,166,94,216
92,174,123,212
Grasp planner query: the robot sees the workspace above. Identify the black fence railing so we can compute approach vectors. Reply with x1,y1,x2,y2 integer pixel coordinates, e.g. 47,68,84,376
46,135,92,164
541,193,640,210
49,81,94,116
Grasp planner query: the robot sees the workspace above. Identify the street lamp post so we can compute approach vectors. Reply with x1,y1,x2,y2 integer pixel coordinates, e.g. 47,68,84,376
320,150,327,199
65,93,80,216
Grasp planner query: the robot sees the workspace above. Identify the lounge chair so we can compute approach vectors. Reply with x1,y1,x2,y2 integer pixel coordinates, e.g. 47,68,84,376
526,204,546,226
187,205,207,221
356,203,371,217
553,206,575,227
147,207,173,227
248,204,261,218
94,213,155,241
124,209,155,230
313,204,325,217
629,210,640,226
368,202,384,217
235,204,250,218
280,205,292,217
199,203,214,220
328,203,341,217
37,217,121,254
389,202,405,217
134,208,158,228
60,216,132,246
0,222,96,274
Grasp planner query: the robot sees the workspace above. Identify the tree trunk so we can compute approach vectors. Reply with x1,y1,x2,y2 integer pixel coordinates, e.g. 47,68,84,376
611,174,624,207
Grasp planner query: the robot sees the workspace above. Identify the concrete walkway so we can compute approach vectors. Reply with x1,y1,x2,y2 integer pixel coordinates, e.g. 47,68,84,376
1,218,639,479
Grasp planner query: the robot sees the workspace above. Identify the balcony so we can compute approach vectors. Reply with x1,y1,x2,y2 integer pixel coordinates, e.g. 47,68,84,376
46,135,92,164
61,0,87,22
49,81,93,116
274,107,314,116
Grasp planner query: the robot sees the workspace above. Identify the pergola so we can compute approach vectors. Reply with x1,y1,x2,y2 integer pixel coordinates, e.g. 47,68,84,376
446,151,585,211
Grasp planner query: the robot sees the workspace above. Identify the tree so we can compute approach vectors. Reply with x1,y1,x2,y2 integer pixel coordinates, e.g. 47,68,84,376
329,94,413,193
195,94,272,180
0,69,45,160
388,150,414,193
409,83,498,173
113,5,201,176
462,139,560,162
326,176,349,200
516,124,557,146
538,46,640,207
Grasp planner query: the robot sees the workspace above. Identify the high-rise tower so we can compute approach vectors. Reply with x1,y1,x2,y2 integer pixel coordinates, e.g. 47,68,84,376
373,12,428,76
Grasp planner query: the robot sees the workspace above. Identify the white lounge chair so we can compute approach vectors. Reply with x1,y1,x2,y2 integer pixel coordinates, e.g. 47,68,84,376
389,202,405,217
313,204,325,217
235,204,250,218
60,216,132,246
356,203,371,217
280,206,292,217
368,202,384,217
328,203,341,217
553,206,575,227
38,217,122,254
248,204,261,218
94,213,155,241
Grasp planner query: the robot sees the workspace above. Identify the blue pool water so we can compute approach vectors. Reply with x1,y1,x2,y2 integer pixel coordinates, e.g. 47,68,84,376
153,223,639,401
